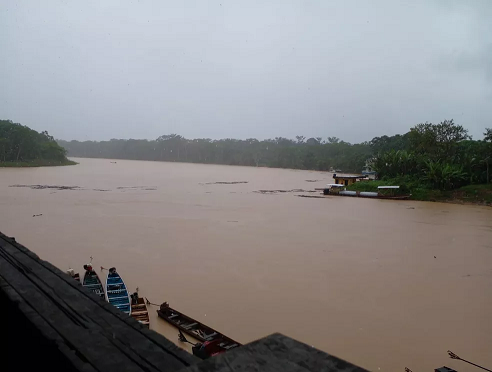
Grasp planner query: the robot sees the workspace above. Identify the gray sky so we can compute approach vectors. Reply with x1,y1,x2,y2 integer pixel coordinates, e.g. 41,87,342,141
1,1,491,143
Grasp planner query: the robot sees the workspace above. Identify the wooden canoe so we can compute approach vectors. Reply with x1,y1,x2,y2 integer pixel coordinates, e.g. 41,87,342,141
131,293,150,327
157,302,241,357
322,189,411,200
105,267,131,315
66,268,80,282
82,264,105,300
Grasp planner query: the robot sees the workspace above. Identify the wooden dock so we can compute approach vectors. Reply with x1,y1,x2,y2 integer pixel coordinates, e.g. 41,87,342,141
1,231,367,372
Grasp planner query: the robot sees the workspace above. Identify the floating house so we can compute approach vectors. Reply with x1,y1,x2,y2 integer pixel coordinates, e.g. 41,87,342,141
332,174,367,186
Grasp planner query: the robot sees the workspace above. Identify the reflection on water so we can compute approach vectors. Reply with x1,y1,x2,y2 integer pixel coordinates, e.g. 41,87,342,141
1,158,491,371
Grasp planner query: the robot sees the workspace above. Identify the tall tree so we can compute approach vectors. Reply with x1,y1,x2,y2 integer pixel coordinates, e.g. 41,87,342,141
484,128,492,142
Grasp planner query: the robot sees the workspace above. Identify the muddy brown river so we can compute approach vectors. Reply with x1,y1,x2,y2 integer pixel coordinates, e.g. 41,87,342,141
1,158,491,371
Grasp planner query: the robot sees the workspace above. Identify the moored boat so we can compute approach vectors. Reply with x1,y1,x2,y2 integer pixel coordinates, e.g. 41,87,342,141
82,262,105,300
131,291,150,327
157,302,241,359
66,268,80,282
105,267,131,315
323,185,411,200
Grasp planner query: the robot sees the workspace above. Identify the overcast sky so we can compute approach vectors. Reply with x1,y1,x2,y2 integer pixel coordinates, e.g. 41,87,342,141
1,1,491,143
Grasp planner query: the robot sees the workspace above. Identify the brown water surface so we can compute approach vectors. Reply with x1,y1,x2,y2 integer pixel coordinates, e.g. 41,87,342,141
1,158,491,371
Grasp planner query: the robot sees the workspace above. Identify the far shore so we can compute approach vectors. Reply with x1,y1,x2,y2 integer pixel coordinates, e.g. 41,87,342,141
0,160,78,168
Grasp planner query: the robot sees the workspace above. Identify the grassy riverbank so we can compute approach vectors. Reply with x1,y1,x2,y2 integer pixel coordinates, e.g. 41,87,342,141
347,179,492,205
0,159,77,167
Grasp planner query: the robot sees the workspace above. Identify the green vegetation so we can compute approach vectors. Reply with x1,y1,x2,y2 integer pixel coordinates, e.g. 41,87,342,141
453,184,492,204
58,120,491,204
3,117,489,204
371,121,491,187
0,120,75,167
58,135,372,172
58,122,491,182
348,180,492,204
347,120,492,204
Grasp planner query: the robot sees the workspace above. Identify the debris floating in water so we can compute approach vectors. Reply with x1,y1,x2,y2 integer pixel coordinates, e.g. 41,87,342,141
9,184,156,192
254,189,317,194
116,186,157,190
10,184,80,191
202,181,248,185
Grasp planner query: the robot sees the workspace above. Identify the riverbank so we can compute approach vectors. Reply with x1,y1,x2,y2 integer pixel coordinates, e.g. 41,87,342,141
347,180,492,206
0,159,77,167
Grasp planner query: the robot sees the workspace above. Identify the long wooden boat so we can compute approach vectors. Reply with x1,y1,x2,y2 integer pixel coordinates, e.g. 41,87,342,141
322,185,411,200
130,292,150,327
105,267,131,315
157,302,241,359
82,264,105,300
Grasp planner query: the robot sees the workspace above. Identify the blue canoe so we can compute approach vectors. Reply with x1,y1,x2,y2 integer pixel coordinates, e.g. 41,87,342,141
105,267,131,315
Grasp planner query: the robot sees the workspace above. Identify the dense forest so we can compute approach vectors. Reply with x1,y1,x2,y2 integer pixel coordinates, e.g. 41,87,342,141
0,119,73,166
59,120,491,179
59,135,373,172
371,120,491,189
58,119,491,196
2,117,490,193
341,120,491,203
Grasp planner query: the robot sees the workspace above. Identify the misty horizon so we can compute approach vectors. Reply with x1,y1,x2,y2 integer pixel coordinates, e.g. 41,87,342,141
2,1,491,143
51,119,484,144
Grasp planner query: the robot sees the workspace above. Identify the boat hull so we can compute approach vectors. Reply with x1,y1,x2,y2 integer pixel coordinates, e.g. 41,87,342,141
82,268,105,300
323,189,411,200
157,303,240,358
131,294,150,327
105,268,131,315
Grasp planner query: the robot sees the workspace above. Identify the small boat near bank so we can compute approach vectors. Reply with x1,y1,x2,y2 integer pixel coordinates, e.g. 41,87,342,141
106,267,131,315
131,291,150,327
82,263,105,299
322,185,411,200
157,302,241,359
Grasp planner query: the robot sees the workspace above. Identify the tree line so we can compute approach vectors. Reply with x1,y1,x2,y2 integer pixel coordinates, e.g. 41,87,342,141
371,120,491,189
2,117,489,190
57,120,492,192
58,135,373,172
0,119,69,164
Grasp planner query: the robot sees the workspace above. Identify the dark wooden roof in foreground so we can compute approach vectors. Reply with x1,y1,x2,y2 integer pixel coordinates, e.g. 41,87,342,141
1,232,368,372
180,333,368,372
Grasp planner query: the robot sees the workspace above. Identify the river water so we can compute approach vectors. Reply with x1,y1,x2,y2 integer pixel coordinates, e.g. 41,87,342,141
0,158,491,371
